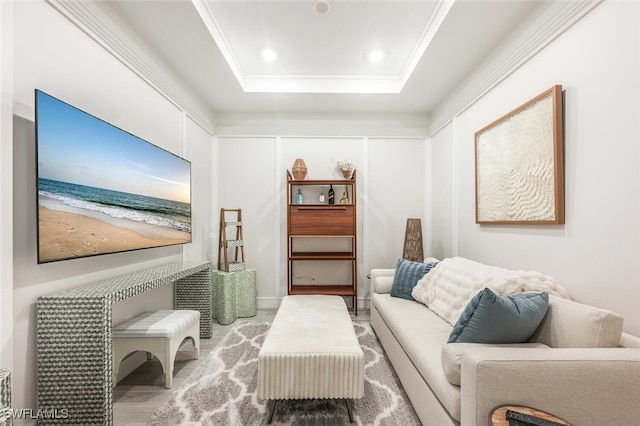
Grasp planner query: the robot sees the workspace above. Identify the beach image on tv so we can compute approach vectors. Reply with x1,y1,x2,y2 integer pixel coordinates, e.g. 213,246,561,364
36,90,192,263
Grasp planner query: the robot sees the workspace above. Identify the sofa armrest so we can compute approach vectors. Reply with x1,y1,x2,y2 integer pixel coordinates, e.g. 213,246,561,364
369,269,395,295
460,347,640,426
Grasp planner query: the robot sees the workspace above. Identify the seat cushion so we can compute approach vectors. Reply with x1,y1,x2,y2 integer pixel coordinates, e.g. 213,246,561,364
441,342,549,385
112,310,200,338
372,293,462,421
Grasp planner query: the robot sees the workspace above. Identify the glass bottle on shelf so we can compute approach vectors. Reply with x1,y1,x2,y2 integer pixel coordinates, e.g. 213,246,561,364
328,184,335,205
295,189,303,204
319,189,325,203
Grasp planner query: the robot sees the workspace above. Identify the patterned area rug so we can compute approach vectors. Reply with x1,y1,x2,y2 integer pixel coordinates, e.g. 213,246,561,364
150,321,420,425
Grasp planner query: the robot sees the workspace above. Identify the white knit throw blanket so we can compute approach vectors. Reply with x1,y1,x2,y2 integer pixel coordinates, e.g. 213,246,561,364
411,257,570,326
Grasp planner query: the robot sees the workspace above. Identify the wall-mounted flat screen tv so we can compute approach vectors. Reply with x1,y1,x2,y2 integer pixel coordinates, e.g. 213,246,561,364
35,89,192,263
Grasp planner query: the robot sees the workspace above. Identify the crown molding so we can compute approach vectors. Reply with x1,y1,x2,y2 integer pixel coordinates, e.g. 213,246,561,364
45,0,214,133
428,0,602,135
213,112,429,138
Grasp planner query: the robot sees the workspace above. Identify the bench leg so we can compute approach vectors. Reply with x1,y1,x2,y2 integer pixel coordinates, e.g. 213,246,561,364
166,343,173,389
345,399,354,423
266,400,278,424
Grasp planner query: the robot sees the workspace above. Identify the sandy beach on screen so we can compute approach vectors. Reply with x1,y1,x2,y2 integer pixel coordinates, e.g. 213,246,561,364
38,206,190,262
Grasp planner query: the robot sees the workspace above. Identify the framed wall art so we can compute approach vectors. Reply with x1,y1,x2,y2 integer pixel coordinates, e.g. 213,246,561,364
475,85,564,224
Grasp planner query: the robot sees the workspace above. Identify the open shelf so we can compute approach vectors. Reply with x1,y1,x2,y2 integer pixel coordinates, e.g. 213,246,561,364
290,251,355,260
286,170,358,314
289,285,356,296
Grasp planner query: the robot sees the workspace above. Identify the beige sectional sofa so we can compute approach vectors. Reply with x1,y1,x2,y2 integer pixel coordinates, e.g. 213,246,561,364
370,259,640,426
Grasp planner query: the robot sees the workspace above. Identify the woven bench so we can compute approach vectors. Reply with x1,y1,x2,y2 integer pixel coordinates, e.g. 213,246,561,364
112,310,200,389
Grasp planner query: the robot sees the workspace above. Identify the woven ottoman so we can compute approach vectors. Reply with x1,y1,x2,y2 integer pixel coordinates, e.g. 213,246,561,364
257,295,364,423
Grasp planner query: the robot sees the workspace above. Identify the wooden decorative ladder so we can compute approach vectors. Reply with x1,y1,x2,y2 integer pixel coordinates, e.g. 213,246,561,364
218,208,246,272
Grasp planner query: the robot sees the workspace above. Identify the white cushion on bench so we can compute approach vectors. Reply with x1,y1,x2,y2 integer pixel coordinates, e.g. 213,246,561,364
113,310,200,338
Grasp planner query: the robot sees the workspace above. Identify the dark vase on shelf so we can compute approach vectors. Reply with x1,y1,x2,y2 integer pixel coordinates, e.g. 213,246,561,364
328,185,335,205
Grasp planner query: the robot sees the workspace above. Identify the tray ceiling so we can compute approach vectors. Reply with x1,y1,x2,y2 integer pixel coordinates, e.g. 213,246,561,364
99,0,551,115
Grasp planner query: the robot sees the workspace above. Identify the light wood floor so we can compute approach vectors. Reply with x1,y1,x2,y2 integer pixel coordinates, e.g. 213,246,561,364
113,308,369,425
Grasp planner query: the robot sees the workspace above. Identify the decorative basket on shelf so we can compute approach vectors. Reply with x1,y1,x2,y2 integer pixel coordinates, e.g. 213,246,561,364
291,158,307,180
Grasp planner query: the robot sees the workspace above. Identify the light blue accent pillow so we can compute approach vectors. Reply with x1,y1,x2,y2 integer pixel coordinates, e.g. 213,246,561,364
390,259,438,301
447,288,549,343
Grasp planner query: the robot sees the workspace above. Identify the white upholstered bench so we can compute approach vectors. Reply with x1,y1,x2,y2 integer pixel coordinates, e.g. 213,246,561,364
112,310,200,389
258,295,364,423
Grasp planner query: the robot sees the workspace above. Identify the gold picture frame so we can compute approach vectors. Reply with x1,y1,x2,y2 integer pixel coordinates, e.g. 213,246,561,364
475,85,564,224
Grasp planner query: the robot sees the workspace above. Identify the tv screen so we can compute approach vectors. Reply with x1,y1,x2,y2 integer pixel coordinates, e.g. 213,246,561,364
35,89,192,263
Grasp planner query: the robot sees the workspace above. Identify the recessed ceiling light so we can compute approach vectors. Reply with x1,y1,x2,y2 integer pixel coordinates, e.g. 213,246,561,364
314,0,331,14
261,48,278,62
367,49,385,63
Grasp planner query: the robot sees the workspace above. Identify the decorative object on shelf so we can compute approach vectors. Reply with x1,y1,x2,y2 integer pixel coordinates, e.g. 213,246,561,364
328,184,335,204
291,158,308,180
340,191,349,204
403,218,424,262
475,85,564,224
319,189,325,203
337,159,354,179
295,189,304,204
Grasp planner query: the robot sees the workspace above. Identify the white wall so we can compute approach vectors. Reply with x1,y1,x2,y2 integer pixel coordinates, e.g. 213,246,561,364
218,137,279,307
429,0,640,336
0,1,14,371
218,135,427,309
184,116,215,262
430,124,455,259
366,138,428,275
9,1,214,417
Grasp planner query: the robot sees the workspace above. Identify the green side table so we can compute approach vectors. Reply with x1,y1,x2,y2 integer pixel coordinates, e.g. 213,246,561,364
212,269,257,325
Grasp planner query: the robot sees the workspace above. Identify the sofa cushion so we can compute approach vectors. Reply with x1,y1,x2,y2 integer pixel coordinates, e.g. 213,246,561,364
373,275,393,294
448,289,549,344
371,293,462,421
440,342,549,385
412,257,568,326
530,295,623,348
390,259,438,301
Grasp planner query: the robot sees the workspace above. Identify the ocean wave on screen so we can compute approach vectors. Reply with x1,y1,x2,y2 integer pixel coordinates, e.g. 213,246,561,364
40,190,191,233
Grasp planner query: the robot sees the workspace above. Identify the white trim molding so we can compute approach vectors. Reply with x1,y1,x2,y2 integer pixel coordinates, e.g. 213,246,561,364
428,0,602,135
46,0,214,133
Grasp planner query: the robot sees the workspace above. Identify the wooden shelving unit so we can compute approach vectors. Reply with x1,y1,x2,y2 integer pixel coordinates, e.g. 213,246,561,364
286,170,357,314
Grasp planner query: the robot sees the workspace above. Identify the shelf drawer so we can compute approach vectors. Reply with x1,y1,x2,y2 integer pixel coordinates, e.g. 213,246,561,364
289,205,355,235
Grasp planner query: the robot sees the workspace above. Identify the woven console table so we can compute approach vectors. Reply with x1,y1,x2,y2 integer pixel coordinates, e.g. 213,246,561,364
36,261,211,425
0,369,10,426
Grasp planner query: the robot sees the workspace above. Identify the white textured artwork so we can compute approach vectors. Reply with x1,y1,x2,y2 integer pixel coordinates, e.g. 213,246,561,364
475,87,564,223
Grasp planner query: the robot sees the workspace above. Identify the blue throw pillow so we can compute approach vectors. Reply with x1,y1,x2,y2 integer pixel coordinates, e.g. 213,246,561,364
390,258,438,301
448,288,549,343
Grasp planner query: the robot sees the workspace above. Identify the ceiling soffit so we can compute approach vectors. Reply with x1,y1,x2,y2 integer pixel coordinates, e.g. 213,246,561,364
192,0,454,94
